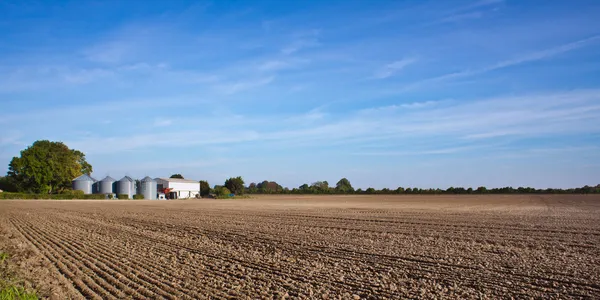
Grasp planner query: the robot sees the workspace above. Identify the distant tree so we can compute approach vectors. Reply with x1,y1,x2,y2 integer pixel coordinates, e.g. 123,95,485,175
395,187,405,194
476,186,487,194
170,174,184,179
335,178,354,194
199,180,210,196
311,181,330,194
224,176,245,195
7,140,92,193
248,182,258,194
299,184,309,192
365,187,376,194
257,180,283,194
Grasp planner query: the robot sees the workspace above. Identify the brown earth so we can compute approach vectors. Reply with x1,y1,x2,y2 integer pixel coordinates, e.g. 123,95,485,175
0,195,599,299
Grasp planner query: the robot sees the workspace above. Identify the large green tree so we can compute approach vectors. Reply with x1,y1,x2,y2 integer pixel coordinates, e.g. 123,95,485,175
7,140,92,194
224,176,245,195
170,174,184,179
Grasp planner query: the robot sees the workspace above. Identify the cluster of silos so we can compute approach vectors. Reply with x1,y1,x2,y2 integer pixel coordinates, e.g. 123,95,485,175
71,175,157,200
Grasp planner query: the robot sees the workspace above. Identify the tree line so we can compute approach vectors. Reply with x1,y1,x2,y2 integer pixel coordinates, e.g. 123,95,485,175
196,177,600,197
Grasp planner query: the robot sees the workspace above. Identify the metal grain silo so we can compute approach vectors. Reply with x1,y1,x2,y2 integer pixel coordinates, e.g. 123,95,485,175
139,176,157,200
99,176,116,194
117,176,136,199
72,174,96,195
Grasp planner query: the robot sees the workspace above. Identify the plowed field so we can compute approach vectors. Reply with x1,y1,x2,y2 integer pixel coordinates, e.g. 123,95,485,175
1,195,599,299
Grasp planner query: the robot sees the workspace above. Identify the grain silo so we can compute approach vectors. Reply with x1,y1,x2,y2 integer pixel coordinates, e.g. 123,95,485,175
72,174,96,195
99,176,116,194
139,176,157,200
117,176,136,199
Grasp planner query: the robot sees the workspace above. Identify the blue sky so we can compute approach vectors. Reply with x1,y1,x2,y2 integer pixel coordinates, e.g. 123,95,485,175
1,0,599,189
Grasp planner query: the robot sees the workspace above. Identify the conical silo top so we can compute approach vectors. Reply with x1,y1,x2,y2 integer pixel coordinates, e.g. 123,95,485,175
141,176,155,182
100,176,116,182
119,176,134,182
73,174,95,182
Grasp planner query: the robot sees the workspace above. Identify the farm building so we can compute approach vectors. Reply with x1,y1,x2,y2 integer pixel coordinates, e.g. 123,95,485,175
155,178,200,199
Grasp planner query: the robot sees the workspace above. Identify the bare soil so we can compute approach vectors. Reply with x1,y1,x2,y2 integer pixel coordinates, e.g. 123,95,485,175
1,195,599,299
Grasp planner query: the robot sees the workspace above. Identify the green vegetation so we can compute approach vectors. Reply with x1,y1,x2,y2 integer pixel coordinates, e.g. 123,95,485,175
0,177,17,193
170,174,184,179
214,186,232,198
224,177,244,195
244,178,600,195
6,140,92,194
0,285,38,300
199,180,210,196
117,194,129,200
133,194,144,200
0,193,104,200
0,252,38,300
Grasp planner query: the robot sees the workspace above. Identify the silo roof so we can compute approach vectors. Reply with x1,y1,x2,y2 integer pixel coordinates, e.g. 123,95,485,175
100,176,116,182
73,174,95,182
141,176,155,182
119,176,134,182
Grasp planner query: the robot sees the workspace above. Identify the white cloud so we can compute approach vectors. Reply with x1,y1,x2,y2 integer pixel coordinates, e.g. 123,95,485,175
374,58,418,79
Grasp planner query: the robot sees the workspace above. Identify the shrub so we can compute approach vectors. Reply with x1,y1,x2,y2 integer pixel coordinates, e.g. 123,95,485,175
117,194,129,200
59,189,85,197
0,192,105,200
82,194,105,200
215,187,231,197
133,194,144,200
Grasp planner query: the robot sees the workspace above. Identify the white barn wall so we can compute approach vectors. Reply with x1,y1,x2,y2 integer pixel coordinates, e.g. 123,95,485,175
155,178,200,199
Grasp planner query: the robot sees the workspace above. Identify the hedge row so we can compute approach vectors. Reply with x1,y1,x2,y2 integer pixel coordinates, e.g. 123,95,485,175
1,192,107,200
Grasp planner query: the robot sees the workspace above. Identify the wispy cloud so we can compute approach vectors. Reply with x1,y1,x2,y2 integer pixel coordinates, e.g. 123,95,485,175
374,58,418,79
153,119,172,127
436,12,483,24
216,76,275,94
400,35,600,91
83,41,133,64
57,89,600,155
281,29,320,55
453,0,504,13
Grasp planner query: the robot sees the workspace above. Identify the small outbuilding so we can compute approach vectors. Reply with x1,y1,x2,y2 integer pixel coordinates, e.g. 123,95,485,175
155,178,200,199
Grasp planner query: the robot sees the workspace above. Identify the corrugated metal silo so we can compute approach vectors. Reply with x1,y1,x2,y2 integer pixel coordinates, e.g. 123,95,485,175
99,176,116,194
117,176,136,199
139,176,157,200
72,174,95,195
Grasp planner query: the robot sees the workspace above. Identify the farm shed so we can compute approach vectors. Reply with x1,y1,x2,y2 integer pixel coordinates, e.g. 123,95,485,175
155,178,200,199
